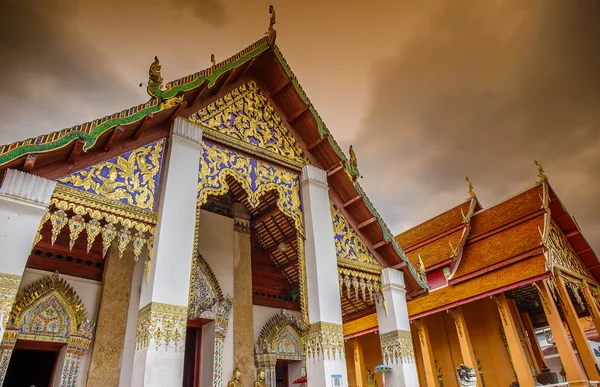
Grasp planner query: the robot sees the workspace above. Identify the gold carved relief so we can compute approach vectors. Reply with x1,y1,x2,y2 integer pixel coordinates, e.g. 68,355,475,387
190,80,308,168
305,321,344,360
545,222,594,280
135,302,187,352
380,330,415,365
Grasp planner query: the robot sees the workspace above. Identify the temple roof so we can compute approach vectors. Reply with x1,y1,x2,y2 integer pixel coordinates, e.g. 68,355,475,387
403,180,600,319
0,34,427,296
397,199,480,271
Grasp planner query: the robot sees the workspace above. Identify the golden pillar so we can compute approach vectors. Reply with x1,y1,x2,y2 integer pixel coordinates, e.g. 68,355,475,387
535,280,588,386
232,202,255,387
449,307,482,387
87,245,136,387
507,299,539,373
415,318,439,387
582,283,600,339
351,338,366,387
555,276,600,381
521,312,546,371
493,294,536,387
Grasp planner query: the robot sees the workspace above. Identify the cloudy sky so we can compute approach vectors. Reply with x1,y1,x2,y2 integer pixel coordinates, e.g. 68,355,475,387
1,0,599,249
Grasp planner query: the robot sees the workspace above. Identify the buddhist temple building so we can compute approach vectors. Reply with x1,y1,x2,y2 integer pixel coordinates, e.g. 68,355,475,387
1,8,598,387
344,169,600,387
0,9,427,387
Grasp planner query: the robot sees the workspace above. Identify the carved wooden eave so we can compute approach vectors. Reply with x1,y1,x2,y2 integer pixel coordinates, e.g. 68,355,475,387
0,35,427,296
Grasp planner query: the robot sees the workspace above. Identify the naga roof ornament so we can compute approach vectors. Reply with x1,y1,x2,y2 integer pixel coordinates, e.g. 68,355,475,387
347,145,361,181
465,176,476,198
267,5,276,46
147,56,163,98
534,160,548,182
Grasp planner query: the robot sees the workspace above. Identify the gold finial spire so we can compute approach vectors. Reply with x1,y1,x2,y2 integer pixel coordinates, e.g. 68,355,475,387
267,5,277,46
465,176,476,198
534,160,547,182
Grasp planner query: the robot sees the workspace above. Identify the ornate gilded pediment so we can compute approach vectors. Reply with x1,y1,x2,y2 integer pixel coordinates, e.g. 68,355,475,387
331,201,381,268
189,80,308,169
58,139,165,211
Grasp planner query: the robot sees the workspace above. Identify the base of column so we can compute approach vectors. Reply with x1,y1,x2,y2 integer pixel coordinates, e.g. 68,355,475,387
132,349,186,387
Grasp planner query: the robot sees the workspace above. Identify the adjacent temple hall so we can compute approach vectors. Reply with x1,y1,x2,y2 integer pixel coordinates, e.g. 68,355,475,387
0,9,599,387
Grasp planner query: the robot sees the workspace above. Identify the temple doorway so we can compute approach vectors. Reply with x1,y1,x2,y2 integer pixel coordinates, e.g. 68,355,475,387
4,343,60,387
275,361,289,387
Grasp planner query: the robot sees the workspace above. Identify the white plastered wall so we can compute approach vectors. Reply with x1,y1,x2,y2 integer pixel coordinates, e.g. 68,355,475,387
19,268,102,387
197,209,235,384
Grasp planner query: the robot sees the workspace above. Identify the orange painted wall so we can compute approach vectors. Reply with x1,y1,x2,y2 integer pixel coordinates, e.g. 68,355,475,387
413,299,516,387
463,299,516,387
344,332,383,387
411,324,427,387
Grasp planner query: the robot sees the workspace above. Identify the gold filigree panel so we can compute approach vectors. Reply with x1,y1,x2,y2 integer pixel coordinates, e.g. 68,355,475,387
190,80,308,168
305,321,344,360
546,222,594,280
58,140,165,211
135,302,187,352
380,329,414,364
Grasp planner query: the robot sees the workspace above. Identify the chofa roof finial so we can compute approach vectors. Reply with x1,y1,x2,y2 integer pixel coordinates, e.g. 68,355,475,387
267,5,277,46
534,160,548,182
465,176,476,198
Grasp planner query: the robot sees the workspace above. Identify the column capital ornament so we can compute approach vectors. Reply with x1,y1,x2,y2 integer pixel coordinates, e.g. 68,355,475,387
0,169,56,206
135,302,187,352
381,268,405,289
172,117,203,145
300,165,328,187
305,321,344,360
380,329,414,365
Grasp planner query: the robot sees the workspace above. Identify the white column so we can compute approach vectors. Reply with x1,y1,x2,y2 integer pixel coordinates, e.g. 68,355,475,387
375,268,419,387
300,165,348,387
0,169,56,334
132,118,203,387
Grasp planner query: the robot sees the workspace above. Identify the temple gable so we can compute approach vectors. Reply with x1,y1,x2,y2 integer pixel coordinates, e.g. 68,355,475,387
189,80,308,168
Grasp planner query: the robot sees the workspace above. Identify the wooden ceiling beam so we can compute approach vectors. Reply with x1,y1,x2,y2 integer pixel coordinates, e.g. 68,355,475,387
327,162,344,177
237,57,256,79
167,101,188,127
192,83,209,106
133,114,154,140
22,154,37,172
264,234,297,255
271,78,292,98
564,230,580,239
357,217,377,230
391,261,407,270
343,195,363,208
287,105,310,124
253,204,281,223
373,240,389,249
307,137,325,151
68,139,86,164
104,125,124,152
280,258,298,271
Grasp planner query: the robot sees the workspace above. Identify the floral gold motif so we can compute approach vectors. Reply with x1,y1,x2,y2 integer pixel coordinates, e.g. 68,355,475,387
135,302,187,352
190,81,308,168
58,140,164,211
380,330,414,365
545,222,593,281
305,321,344,360
198,141,304,235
